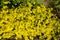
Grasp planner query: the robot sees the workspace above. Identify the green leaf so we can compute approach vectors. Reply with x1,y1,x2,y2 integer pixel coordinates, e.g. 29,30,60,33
36,0,44,4
56,5,60,9
17,0,21,3
0,4,3,6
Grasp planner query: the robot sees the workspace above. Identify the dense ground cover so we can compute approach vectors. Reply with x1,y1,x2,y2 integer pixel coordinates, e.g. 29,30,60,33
0,0,60,40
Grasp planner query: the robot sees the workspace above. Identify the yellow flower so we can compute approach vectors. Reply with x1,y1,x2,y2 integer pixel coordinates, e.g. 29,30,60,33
24,37,29,40
0,2,60,40
0,36,2,39
3,6,8,9
3,1,10,4
30,36,33,40
27,2,32,7
2,33,13,38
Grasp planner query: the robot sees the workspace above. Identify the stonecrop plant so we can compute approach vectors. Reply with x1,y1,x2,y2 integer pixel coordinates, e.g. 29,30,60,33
0,1,60,40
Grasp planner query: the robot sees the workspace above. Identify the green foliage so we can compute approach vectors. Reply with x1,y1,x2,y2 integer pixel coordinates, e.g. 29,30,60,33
36,0,44,5
49,0,60,9
12,0,21,4
47,0,60,19
0,0,10,7
0,0,44,8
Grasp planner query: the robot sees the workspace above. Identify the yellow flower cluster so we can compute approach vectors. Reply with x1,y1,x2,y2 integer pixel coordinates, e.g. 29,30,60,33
0,2,60,40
